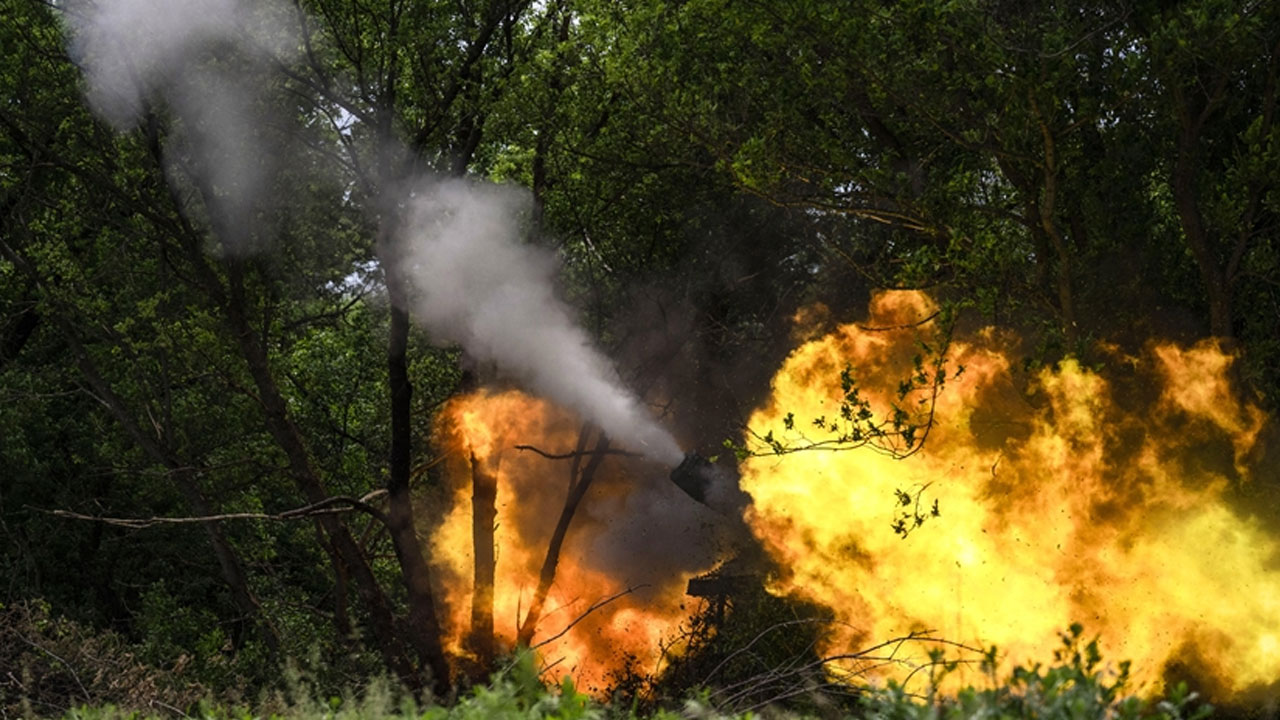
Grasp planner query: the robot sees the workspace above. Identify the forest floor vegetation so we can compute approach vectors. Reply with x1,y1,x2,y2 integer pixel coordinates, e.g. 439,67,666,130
5,601,1213,720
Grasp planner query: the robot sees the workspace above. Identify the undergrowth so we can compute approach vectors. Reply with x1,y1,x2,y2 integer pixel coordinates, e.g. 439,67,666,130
858,624,1211,720
40,625,1211,720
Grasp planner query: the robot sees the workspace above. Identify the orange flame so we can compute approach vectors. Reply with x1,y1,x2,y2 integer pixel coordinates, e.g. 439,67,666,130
741,290,1275,698
430,389,707,691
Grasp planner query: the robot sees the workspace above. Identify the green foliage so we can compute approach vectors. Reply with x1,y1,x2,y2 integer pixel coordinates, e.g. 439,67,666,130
0,600,206,718
2,0,1276,709
39,638,1214,720
581,0,1280,392
861,625,1212,720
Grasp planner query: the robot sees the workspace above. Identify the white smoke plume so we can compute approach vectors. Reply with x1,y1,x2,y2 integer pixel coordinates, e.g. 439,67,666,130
67,0,684,465
395,180,684,465
69,0,239,127
67,0,289,254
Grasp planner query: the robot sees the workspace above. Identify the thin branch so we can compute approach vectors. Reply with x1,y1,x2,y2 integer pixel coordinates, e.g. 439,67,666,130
537,656,565,678
35,490,390,529
857,309,942,332
513,444,642,460
13,633,91,704
530,584,648,650
704,617,839,685
709,629,987,712
148,699,193,720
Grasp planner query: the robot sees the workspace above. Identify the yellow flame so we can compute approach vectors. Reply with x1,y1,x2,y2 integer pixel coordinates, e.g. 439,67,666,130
430,389,698,690
741,290,1276,697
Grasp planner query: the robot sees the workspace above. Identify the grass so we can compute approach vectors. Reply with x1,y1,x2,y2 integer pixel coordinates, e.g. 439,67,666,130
47,629,1214,720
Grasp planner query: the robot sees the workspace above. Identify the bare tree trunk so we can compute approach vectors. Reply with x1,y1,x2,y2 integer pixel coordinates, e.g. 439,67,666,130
1032,101,1078,346
516,427,610,646
222,258,419,687
1173,130,1234,339
385,297,452,694
468,452,499,667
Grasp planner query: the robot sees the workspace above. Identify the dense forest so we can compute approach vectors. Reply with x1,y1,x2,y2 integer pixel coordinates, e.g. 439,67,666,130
2,0,1278,717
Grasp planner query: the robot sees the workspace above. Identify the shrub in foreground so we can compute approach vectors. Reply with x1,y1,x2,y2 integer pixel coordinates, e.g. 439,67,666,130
860,625,1211,720
53,626,1212,720
0,600,205,718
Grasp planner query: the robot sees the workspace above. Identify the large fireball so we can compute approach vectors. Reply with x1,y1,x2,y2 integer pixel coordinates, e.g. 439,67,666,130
741,291,1275,697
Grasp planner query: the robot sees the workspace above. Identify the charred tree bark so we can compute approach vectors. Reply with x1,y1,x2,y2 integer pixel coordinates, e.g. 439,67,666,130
516,427,610,646
468,452,499,667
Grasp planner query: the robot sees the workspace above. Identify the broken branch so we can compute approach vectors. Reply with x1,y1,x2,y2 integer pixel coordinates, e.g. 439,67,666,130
513,444,642,460
35,490,389,529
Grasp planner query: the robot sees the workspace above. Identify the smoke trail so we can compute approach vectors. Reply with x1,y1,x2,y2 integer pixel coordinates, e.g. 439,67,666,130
67,0,288,254
393,180,684,465
68,0,683,464
69,0,244,128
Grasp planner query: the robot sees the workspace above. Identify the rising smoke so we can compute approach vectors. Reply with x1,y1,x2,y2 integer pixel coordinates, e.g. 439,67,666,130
69,0,289,254
393,181,684,464
66,0,682,463
70,0,246,128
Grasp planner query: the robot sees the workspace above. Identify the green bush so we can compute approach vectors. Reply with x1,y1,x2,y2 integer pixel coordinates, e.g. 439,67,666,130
858,624,1212,720
44,629,1214,720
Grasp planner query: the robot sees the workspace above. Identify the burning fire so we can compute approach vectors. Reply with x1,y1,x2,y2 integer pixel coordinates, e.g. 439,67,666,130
741,291,1276,697
430,390,709,689
428,290,1276,701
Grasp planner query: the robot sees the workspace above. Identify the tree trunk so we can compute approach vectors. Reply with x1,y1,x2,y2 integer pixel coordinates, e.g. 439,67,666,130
385,298,452,694
516,427,610,646
222,258,419,687
1173,129,1234,339
1032,107,1079,346
321,532,353,639
468,452,499,668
